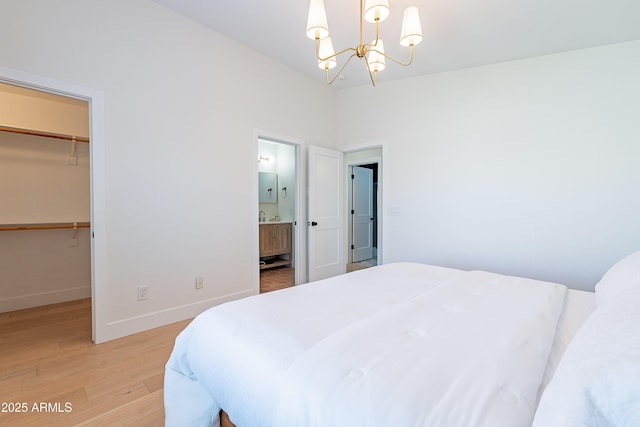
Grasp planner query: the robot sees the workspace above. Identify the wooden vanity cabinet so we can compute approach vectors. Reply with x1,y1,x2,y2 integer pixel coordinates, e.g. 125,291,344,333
259,223,292,269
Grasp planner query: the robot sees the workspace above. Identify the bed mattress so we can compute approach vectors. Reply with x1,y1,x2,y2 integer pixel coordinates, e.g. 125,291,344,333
165,262,595,427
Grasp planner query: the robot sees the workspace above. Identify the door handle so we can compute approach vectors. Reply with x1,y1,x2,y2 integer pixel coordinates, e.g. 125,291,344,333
307,221,318,227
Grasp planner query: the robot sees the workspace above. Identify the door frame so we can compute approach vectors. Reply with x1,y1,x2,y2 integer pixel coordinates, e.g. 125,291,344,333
344,147,383,267
0,66,106,343
253,129,303,286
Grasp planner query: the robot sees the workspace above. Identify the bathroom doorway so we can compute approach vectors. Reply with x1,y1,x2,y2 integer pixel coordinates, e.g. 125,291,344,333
257,137,299,292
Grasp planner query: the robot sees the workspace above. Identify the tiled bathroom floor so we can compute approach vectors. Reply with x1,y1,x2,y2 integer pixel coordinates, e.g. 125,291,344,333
260,266,294,293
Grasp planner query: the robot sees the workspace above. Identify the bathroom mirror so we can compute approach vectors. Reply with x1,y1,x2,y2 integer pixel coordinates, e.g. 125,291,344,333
258,172,278,203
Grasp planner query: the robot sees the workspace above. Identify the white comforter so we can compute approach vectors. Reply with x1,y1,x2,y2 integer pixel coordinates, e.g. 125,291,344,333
165,262,567,427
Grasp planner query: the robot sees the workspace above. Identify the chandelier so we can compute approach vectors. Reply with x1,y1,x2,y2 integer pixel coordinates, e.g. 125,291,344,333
306,0,423,86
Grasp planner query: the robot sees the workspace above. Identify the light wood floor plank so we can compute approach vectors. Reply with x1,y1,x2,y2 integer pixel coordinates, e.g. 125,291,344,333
75,389,165,427
0,299,190,426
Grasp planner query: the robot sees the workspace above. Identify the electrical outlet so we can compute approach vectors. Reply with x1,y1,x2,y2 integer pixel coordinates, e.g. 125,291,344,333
137,286,149,301
195,277,204,289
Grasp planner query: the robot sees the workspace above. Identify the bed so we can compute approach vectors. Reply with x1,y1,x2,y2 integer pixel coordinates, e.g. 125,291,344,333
164,252,640,427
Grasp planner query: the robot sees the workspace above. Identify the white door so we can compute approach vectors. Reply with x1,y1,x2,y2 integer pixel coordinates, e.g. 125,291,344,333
307,145,344,282
352,166,374,262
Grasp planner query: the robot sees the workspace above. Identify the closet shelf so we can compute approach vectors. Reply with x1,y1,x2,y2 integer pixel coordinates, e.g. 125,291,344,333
0,125,89,143
0,222,90,232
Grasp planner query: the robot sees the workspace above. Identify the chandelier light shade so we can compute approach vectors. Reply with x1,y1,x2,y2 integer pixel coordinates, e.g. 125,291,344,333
306,0,423,86
318,37,337,69
364,0,390,24
306,0,330,40
400,6,423,47
367,39,386,72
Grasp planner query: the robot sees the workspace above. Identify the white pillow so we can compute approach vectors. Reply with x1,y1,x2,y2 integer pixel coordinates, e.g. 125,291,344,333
595,250,640,306
533,285,640,426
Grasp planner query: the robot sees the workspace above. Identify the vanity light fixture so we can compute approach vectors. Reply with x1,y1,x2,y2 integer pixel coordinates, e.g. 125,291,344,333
258,155,271,163
306,0,423,86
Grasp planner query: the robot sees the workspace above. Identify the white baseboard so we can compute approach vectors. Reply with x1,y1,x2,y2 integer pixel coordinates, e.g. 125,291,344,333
95,288,258,343
0,286,91,313
1,286,258,343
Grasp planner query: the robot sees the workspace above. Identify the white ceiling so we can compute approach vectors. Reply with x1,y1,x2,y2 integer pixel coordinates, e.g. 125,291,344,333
153,0,640,89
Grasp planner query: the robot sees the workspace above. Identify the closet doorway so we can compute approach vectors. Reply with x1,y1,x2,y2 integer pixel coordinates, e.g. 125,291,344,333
0,82,92,337
257,136,300,293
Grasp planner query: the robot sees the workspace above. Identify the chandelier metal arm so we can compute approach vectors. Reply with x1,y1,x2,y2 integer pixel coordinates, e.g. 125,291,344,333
363,20,381,50
325,52,359,85
315,38,357,63
359,0,364,46
363,55,379,86
367,44,415,67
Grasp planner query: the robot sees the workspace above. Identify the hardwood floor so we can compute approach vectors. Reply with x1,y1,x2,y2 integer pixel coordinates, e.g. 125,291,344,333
1,271,298,426
346,257,377,273
0,299,190,426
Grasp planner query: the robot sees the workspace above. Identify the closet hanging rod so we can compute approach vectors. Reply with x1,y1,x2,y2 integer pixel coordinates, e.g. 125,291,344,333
0,222,90,232
0,125,89,143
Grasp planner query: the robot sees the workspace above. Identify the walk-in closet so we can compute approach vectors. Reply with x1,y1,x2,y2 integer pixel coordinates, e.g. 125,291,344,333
0,83,91,314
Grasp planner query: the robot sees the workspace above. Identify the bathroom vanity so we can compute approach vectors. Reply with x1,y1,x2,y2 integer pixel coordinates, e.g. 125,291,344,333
259,222,292,269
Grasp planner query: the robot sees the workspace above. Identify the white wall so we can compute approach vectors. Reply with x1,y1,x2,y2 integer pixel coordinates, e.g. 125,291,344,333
257,140,296,224
258,140,280,220
338,41,640,291
275,143,296,224
0,0,337,341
